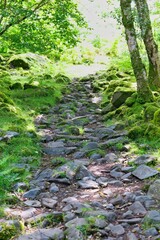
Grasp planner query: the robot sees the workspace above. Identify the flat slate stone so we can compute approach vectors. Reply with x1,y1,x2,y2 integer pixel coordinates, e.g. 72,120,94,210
134,154,156,165
147,179,160,200
110,224,125,236
17,228,64,240
132,165,158,180
24,200,41,208
41,198,57,209
77,178,99,189
129,201,147,215
144,210,160,224
23,187,41,199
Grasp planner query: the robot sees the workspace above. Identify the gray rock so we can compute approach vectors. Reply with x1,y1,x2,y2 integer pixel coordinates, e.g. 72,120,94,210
49,183,59,193
107,180,123,187
110,224,125,236
148,179,160,200
100,137,128,148
134,154,157,165
73,151,86,159
63,213,76,222
43,146,76,156
104,153,118,162
23,187,41,199
46,141,64,148
96,177,108,186
65,226,84,240
17,228,64,240
111,89,134,108
65,217,87,228
124,192,136,202
41,198,57,208
118,218,142,224
127,232,138,240
62,204,73,212
129,201,147,215
144,227,158,237
110,196,125,206
95,127,115,139
18,208,37,219
94,218,108,228
83,142,99,151
75,165,95,180
90,153,102,160
62,197,82,208
13,182,28,191
77,178,99,189
34,168,53,181
121,166,134,172
24,200,41,208
144,210,160,224
122,210,133,219
83,210,116,222
132,165,158,180
110,170,124,179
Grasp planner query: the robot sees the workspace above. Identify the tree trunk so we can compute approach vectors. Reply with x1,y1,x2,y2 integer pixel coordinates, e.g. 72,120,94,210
120,0,153,102
135,0,160,89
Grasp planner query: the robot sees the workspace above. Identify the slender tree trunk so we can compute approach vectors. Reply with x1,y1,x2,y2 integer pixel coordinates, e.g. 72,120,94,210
135,0,160,89
120,0,153,102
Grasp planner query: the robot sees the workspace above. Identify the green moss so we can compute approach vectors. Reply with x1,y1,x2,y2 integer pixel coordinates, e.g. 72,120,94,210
154,109,160,125
144,103,159,121
103,111,116,121
107,79,131,93
54,73,70,83
128,126,145,139
144,124,160,140
125,93,137,106
0,222,22,240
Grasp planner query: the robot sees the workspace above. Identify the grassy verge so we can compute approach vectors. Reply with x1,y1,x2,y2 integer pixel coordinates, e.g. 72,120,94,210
0,61,69,203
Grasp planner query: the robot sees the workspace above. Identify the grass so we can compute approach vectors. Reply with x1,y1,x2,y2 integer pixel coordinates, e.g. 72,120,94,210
0,64,69,203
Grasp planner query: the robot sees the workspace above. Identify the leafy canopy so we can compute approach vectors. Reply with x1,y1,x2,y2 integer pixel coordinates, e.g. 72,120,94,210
0,0,87,53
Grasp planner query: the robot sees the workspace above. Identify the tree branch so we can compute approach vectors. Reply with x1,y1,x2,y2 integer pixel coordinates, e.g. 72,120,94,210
0,0,49,36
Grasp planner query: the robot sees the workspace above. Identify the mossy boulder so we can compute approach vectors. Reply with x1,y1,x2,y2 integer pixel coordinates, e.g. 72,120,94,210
144,103,159,121
54,73,70,83
111,87,135,108
125,93,137,107
8,53,51,70
107,79,131,93
101,103,115,115
128,125,145,139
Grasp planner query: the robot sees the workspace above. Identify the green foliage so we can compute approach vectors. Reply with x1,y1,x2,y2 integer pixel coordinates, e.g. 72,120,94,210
0,0,87,54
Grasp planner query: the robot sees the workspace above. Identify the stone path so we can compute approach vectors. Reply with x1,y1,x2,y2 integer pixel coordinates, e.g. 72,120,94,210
4,76,160,239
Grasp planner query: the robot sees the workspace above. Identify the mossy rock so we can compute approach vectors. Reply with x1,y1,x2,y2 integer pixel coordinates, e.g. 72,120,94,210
115,105,128,116
125,93,137,107
54,73,70,83
111,88,135,108
10,82,23,90
144,103,159,121
103,110,116,121
154,109,160,125
107,79,131,93
144,123,160,140
128,125,145,139
101,103,115,115
8,53,51,70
